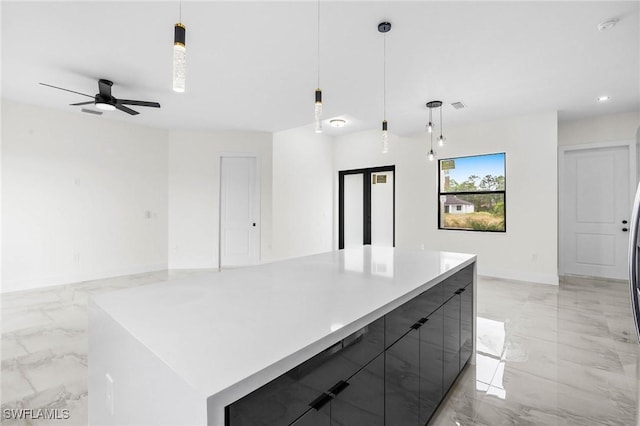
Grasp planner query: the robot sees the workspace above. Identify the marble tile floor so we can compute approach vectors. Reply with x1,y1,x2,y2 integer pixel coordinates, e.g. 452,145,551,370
1,272,639,425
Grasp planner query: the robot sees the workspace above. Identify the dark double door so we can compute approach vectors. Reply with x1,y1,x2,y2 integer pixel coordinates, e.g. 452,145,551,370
339,166,395,249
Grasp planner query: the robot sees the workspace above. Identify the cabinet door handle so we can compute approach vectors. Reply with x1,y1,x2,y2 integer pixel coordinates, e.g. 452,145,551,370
309,393,333,410
418,317,428,324
328,380,350,397
459,288,466,293
410,322,422,330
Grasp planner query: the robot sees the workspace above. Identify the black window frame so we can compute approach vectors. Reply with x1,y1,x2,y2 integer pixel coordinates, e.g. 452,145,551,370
437,153,507,233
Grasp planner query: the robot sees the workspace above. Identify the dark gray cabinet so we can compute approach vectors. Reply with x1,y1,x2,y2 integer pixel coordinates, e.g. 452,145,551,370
226,263,474,426
332,353,385,426
226,318,383,426
419,305,444,425
385,327,420,426
385,283,443,349
460,282,473,369
289,353,385,426
443,289,461,392
289,406,329,426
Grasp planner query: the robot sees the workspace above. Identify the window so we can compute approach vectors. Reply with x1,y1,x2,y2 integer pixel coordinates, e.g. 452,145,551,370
438,153,506,232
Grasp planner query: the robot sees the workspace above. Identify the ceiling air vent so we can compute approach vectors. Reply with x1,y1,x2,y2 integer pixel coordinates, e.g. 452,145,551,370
451,101,466,109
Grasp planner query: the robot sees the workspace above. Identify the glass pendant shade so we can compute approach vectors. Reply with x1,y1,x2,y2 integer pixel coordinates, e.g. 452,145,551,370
381,120,388,154
173,23,186,93
314,89,323,133
428,149,435,161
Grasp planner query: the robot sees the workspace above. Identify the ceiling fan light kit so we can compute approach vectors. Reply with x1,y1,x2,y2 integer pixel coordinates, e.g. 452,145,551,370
40,79,161,116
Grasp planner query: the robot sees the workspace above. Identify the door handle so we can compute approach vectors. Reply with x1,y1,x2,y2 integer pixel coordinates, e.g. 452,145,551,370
623,228,629,232
252,223,256,227
623,220,628,224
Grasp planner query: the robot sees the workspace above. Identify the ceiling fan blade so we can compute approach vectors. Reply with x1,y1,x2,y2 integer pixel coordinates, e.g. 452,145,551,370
117,99,161,108
115,104,139,115
70,101,95,106
39,83,94,98
98,79,113,97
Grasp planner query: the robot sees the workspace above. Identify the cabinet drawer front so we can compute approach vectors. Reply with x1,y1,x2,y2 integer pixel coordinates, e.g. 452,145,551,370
442,264,473,296
294,316,384,393
385,283,442,348
226,374,320,426
227,317,384,426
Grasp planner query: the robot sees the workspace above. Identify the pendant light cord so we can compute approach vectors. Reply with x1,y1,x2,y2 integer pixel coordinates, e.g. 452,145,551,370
317,0,321,88
179,0,182,23
440,104,443,136
430,108,433,149
383,33,386,120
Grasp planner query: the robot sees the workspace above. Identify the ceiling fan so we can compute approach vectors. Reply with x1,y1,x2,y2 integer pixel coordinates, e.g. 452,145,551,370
39,79,160,115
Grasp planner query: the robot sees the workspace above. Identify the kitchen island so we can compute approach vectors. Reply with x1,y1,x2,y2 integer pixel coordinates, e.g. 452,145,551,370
88,247,476,425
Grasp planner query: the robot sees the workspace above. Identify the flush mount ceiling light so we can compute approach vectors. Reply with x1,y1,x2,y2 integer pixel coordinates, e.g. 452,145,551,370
314,0,323,133
379,21,391,154
329,118,346,128
95,101,116,111
598,95,611,102
426,100,445,161
598,18,619,32
172,1,186,93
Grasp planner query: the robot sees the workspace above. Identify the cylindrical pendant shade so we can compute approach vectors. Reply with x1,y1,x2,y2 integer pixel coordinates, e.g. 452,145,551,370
173,23,186,93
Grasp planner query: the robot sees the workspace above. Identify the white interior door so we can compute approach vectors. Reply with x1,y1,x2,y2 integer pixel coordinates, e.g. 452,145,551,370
220,156,259,266
344,173,364,248
371,171,394,247
562,145,630,279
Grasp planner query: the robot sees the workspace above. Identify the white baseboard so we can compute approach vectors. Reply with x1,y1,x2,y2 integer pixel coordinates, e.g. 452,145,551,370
478,268,559,285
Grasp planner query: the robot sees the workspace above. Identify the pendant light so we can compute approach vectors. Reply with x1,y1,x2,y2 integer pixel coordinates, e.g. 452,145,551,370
172,1,186,93
314,0,323,133
379,22,391,153
426,101,443,161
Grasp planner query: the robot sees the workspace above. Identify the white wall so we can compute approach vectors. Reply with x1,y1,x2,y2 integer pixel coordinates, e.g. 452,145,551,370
168,130,273,269
333,111,559,285
272,126,333,260
559,111,640,146
2,100,169,293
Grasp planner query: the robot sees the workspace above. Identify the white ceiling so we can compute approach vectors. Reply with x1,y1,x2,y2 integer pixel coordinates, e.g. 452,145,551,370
2,1,639,136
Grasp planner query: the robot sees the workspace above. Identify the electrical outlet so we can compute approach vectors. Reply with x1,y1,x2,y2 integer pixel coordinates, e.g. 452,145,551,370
105,373,114,416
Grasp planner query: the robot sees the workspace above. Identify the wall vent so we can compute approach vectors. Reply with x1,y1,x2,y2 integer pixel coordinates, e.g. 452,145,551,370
451,101,466,109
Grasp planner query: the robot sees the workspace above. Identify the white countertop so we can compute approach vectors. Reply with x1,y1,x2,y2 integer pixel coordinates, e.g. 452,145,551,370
91,246,475,420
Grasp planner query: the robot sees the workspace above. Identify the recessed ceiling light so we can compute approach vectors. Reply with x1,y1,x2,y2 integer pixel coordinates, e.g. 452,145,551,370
329,118,347,128
597,95,610,102
598,18,619,32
